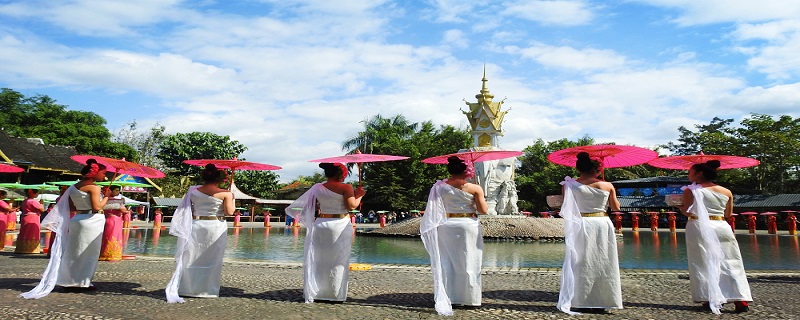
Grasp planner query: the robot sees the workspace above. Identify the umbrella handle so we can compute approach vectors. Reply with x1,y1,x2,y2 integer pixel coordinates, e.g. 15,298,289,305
358,163,363,187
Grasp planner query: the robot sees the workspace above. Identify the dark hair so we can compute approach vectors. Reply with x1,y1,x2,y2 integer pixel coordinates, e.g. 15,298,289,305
109,185,121,191
691,160,721,181
0,190,6,197
26,189,40,197
575,152,601,174
319,163,343,178
446,156,467,175
200,164,226,184
80,158,107,176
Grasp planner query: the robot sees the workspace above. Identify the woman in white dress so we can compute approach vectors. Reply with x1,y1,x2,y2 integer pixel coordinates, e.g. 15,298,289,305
557,152,623,314
166,164,234,303
287,162,365,303
420,156,488,316
678,160,751,314
21,159,111,298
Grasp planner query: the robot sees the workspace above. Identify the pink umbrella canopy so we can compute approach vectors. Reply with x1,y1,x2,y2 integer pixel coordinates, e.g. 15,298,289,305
183,158,282,171
308,150,409,163
760,211,778,215
71,155,165,178
308,150,409,186
547,144,658,168
0,163,24,173
647,152,760,170
739,211,759,215
421,150,523,164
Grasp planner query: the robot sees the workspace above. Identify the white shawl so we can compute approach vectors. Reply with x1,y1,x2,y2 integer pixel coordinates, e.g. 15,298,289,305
556,177,583,315
420,180,454,316
683,183,727,314
165,186,199,303
20,186,76,299
286,183,324,303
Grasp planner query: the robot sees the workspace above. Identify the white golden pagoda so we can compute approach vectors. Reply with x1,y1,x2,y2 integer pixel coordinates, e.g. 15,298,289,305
462,68,519,215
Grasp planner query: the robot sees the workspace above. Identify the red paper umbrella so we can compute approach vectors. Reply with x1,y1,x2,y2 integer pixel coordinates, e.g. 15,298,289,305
183,158,281,171
647,152,759,170
71,155,165,178
308,150,409,164
421,150,523,164
309,150,409,186
547,144,657,168
0,163,24,173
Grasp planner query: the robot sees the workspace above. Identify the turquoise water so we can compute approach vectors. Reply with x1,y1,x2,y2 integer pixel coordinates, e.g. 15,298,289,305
119,227,800,270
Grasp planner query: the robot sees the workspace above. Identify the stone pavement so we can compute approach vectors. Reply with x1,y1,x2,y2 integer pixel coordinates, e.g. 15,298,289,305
1,251,799,320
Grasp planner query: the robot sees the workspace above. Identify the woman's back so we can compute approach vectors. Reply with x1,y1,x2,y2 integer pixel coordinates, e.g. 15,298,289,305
317,186,347,213
69,187,93,211
441,184,475,213
574,184,609,213
191,190,224,216
697,188,728,216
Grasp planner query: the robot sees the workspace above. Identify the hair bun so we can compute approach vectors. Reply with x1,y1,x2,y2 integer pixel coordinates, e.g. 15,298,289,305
447,156,463,165
319,163,334,170
576,152,591,161
706,160,721,170
204,163,217,171
86,158,98,165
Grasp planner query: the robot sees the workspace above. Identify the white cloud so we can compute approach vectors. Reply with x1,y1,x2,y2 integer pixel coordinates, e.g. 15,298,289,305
631,0,800,25
442,29,469,48
501,0,595,26
505,43,627,71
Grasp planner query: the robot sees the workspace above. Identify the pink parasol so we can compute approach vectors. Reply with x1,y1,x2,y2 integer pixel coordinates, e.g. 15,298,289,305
308,150,409,186
183,158,281,171
308,150,409,164
739,211,758,215
0,163,24,173
647,152,759,170
760,211,778,215
183,158,282,190
71,155,165,178
421,150,523,164
547,144,658,169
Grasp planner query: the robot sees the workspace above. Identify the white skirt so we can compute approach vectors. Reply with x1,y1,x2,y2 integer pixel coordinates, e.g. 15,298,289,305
178,220,228,298
437,217,483,306
685,220,752,302
307,217,352,302
568,217,622,309
57,213,104,287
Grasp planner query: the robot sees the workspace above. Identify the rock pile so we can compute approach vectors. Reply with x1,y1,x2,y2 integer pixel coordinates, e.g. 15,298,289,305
360,216,565,241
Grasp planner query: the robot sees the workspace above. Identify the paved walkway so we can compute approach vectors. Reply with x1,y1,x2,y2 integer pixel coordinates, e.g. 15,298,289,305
1,248,798,319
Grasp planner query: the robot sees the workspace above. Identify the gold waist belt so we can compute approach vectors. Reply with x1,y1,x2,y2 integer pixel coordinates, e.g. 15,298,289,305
690,216,726,221
581,212,608,217
194,216,224,221
75,210,102,214
318,213,349,219
447,213,477,218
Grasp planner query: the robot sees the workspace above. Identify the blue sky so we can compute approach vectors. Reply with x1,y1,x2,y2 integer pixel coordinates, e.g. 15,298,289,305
2,0,800,182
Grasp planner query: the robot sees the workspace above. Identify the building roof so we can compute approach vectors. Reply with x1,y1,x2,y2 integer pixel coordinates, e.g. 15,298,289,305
152,197,182,207
0,130,83,173
617,194,800,211
611,176,689,187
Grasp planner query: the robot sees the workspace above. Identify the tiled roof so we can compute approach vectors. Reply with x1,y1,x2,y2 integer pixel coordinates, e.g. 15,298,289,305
152,197,182,207
618,194,800,211
0,130,83,173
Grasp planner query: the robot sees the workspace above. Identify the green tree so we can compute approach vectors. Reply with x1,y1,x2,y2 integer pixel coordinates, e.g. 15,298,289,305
515,137,594,212
157,132,247,176
0,88,137,160
234,170,281,199
343,115,471,210
114,120,167,171
662,114,800,193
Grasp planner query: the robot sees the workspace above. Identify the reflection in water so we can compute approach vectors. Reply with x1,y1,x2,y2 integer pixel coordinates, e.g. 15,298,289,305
117,228,798,270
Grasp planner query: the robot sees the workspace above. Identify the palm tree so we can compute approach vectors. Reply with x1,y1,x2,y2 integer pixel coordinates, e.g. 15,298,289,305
342,114,418,154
